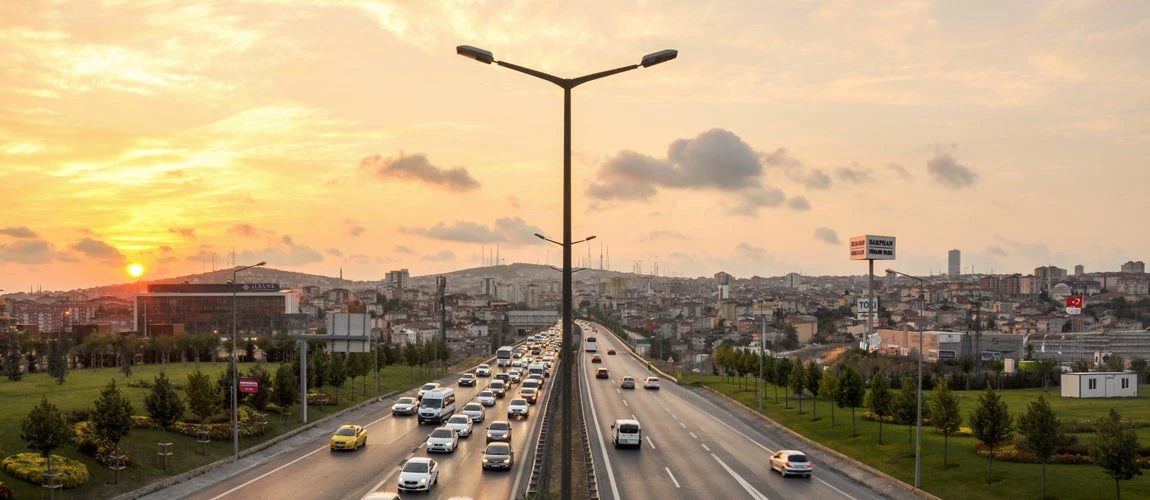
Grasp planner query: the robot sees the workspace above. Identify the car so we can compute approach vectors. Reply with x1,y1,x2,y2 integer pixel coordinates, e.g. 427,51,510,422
620,376,636,389
522,378,542,391
494,373,511,386
608,348,617,355
461,402,487,422
770,450,813,478
512,360,526,369
445,414,474,437
490,380,507,398
507,398,530,418
611,419,642,449
519,387,539,404
485,420,513,443
417,382,442,400
481,442,515,471
477,390,496,407
513,351,522,358
392,396,418,415
590,355,603,363
459,373,477,387
329,424,367,451
508,369,522,383
595,368,610,379
397,457,438,492
476,364,492,377
643,376,661,389
426,427,459,453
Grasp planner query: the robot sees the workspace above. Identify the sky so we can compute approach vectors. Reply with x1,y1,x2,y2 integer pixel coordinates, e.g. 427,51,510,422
2,0,1149,291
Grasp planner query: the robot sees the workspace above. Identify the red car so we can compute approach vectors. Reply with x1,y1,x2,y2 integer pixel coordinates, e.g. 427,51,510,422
595,368,610,379
591,355,603,363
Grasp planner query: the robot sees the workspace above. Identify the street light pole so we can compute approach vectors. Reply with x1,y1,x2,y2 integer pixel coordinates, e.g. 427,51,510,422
460,45,676,500
232,261,266,462
888,268,925,489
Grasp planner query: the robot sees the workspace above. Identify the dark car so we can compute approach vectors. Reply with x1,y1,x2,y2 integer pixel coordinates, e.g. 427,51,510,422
495,373,511,385
607,349,617,355
595,368,610,379
591,355,603,363
485,421,512,443
458,373,477,387
482,442,514,471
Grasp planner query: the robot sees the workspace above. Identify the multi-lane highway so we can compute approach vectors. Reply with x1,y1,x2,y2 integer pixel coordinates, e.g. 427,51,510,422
162,362,554,500
579,320,887,500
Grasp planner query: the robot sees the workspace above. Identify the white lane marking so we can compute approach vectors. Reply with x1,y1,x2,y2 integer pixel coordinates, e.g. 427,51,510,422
645,436,656,450
617,388,621,394
689,432,698,439
583,356,622,500
632,414,637,421
366,466,399,497
712,453,770,500
672,414,679,420
664,406,671,412
679,422,687,429
701,443,711,451
665,467,680,488
623,399,629,407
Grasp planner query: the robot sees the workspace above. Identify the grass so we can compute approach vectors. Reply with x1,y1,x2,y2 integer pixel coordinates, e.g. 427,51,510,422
0,359,467,499
696,376,1150,500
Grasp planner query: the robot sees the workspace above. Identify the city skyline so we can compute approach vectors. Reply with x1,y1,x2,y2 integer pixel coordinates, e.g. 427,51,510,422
3,1,1148,290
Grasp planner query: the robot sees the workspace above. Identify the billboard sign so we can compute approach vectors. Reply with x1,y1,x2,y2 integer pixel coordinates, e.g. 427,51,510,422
238,378,259,394
856,298,879,320
938,350,957,360
849,235,897,261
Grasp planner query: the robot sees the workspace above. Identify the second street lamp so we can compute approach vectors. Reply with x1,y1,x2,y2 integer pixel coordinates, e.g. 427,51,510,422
459,45,675,500
232,260,266,462
887,268,926,490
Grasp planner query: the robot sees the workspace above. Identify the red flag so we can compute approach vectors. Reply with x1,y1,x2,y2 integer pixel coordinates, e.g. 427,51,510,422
1066,296,1083,308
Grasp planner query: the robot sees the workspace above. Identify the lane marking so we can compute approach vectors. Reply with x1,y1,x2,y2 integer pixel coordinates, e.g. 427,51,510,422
672,414,679,420
616,388,621,394
583,355,622,500
366,466,399,497
689,432,698,440
645,436,656,450
712,453,770,500
623,400,629,407
665,467,680,488
632,414,637,421
679,422,687,429
701,443,711,452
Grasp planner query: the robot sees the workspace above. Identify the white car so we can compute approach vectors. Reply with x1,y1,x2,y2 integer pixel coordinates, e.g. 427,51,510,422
477,391,496,407
476,364,492,377
445,414,474,437
461,402,486,422
508,369,522,383
397,457,438,492
426,427,459,453
770,450,813,478
392,396,417,415
507,398,530,418
644,376,661,390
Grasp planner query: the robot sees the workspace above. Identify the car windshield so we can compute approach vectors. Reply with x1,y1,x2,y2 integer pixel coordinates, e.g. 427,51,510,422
623,377,634,382
402,461,428,473
788,454,809,463
462,374,474,379
421,398,443,409
479,391,493,398
396,397,414,405
430,429,453,438
486,443,510,455
647,378,659,382
619,424,640,433
479,364,489,368
448,416,469,424
336,427,356,436
421,384,437,390
464,403,482,411
490,422,510,431
511,399,527,406
492,382,504,389
522,388,535,394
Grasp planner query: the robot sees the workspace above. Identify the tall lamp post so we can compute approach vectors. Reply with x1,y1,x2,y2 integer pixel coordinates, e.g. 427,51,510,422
459,45,676,500
231,261,266,462
887,268,925,489
375,280,399,399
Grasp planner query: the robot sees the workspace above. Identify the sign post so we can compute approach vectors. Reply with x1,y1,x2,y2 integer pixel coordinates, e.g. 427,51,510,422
851,235,896,352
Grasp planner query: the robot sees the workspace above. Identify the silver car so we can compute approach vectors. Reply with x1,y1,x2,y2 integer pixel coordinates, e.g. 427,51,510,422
770,450,813,478
485,420,512,443
461,402,486,422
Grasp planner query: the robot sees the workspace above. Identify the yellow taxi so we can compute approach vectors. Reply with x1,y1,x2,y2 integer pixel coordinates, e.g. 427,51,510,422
330,424,367,451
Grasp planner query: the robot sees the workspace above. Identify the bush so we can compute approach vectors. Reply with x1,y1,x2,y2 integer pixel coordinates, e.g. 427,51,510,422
265,403,285,414
64,407,92,424
169,408,267,440
0,453,90,488
73,422,134,467
0,481,12,499
126,379,152,389
131,415,162,430
307,390,335,406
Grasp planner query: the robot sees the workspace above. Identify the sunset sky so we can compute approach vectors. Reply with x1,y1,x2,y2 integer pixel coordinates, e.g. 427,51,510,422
2,0,1148,291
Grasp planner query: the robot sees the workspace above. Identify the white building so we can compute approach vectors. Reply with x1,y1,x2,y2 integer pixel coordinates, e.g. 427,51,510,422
1061,372,1139,398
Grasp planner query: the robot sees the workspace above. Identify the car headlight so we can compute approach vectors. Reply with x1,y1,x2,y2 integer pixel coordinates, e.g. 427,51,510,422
419,478,427,484
482,458,489,463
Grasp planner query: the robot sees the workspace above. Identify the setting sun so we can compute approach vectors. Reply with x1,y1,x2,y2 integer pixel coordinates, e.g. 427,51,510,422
128,264,144,278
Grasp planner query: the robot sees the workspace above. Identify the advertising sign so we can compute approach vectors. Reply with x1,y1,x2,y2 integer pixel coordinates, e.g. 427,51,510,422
849,234,897,261
238,378,259,394
856,298,879,320
938,350,957,360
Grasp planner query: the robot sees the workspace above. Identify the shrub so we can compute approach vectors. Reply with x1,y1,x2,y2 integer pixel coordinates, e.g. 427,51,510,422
73,422,134,467
0,481,12,499
168,408,267,440
131,415,162,430
307,390,335,406
126,379,152,389
0,453,90,488
64,407,92,424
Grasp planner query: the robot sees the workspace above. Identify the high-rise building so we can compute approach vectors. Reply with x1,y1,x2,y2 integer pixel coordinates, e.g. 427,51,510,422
715,272,731,300
1074,265,1085,276
385,269,410,289
481,277,497,297
948,249,961,277
784,272,802,288
1034,266,1067,291
1121,261,1146,273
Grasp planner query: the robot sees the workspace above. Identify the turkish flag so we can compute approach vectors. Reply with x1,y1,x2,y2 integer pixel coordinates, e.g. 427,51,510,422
1066,296,1083,308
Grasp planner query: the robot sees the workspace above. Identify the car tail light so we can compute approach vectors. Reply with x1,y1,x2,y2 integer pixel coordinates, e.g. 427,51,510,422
785,462,791,467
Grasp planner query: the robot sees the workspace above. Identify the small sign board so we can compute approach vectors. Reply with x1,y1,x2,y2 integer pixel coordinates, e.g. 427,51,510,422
856,298,879,320
938,350,957,360
849,234,897,261
239,378,259,394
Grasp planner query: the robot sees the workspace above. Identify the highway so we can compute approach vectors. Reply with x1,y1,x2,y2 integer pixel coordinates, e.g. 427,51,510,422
579,320,886,500
168,363,554,500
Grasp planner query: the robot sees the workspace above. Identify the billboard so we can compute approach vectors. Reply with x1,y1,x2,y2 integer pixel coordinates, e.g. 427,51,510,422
325,313,371,353
849,235,897,261
856,298,879,320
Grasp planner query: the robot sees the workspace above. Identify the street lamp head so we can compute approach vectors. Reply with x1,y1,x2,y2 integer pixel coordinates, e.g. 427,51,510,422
256,261,266,267
457,45,494,64
585,235,597,242
641,49,678,68
534,233,547,240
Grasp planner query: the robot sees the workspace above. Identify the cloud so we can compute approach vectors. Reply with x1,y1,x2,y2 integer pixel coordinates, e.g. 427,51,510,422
345,218,365,237
641,230,691,242
237,235,324,266
834,164,873,184
0,226,38,238
229,224,272,239
71,237,125,261
394,245,416,254
814,227,841,244
506,195,521,209
761,148,803,168
888,162,913,180
804,169,833,190
360,152,480,192
728,187,786,216
186,250,216,264
986,245,1008,257
927,144,978,189
0,240,56,264
421,250,455,262
168,227,195,238
994,234,1050,264
735,242,768,258
403,217,546,246
787,196,811,211
326,248,343,257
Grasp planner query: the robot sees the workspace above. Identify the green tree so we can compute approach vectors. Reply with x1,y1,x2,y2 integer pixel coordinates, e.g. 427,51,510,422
775,357,793,408
893,377,918,457
186,369,222,422
789,361,806,413
248,364,272,411
969,383,1013,484
837,366,865,436
329,352,348,403
1128,357,1148,383
822,366,840,427
218,363,242,411
146,372,186,431
93,379,135,445
763,355,777,402
20,396,72,477
806,361,822,420
272,363,299,411
1018,395,1061,499
1092,408,1142,500
929,378,961,466
3,335,23,381
404,342,419,383
867,372,893,444
48,340,67,385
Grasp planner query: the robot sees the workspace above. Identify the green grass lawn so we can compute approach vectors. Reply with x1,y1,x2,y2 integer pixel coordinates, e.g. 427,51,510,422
0,360,457,499
696,376,1150,500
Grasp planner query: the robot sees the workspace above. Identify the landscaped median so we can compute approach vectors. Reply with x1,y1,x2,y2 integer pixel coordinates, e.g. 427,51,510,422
692,375,1150,500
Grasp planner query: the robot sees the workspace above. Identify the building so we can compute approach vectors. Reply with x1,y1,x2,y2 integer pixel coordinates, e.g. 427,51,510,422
784,272,802,289
715,272,731,300
1061,372,1139,398
481,277,497,297
385,269,411,289
1034,266,1068,292
1074,265,1085,276
1121,261,1145,274
134,283,300,337
948,250,961,277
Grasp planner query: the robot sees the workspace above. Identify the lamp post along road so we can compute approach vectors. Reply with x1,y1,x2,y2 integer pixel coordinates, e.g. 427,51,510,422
232,261,266,462
459,45,676,500
888,268,925,489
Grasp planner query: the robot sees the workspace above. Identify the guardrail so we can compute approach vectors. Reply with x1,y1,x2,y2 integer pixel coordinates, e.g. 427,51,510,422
524,369,562,495
577,377,600,500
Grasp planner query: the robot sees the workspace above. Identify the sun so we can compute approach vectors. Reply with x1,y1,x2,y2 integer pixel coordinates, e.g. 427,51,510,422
128,263,144,278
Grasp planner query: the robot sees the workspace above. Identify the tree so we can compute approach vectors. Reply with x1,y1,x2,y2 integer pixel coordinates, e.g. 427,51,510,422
93,379,135,445
837,366,865,436
3,335,23,381
48,340,67,385
929,378,961,467
763,355,777,402
893,376,918,457
1128,357,1148,383
20,396,72,477
822,366,841,427
806,361,822,420
1103,355,1126,373
789,361,806,413
272,363,299,411
1092,408,1142,500
1034,359,1059,391
146,372,185,431
1018,395,1061,499
217,363,242,411
403,342,419,383
867,372,893,444
186,369,222,422
329,353,348,403
969,383,1013,484
248,364,272,411
775,357,793,408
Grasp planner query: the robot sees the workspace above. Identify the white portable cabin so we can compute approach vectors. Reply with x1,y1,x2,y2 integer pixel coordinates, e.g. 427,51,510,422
1060,371,1139,398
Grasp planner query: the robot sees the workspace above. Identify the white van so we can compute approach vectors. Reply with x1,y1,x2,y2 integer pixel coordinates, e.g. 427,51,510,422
528,363,546,379
611,419,642,449
418,388,457,425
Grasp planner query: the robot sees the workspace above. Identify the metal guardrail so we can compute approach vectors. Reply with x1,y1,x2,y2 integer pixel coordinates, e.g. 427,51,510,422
525,372,562,495
577,376,600,500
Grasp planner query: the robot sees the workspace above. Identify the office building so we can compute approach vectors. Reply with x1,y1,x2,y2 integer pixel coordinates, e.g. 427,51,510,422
134,283,299,337
385,269,411,289
1121,261,1145,274
948,249,961,277
1074,265,1085,276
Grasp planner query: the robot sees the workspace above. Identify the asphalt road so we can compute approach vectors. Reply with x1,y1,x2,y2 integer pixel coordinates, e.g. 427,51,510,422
579,320,888,500
161,363,554,500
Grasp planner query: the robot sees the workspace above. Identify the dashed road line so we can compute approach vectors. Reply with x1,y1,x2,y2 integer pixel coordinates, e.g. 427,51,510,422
665,467,680,488
645,436,656,450
689,432,698,439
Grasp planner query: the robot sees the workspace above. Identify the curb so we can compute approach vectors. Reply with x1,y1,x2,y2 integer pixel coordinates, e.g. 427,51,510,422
693,385,940,500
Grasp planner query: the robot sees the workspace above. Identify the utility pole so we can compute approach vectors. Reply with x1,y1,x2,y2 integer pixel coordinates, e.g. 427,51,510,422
437,276,447,376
